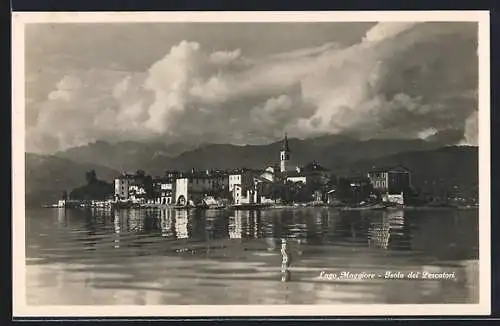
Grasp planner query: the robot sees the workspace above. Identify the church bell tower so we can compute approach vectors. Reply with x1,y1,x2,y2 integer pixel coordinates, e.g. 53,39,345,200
280,133,290,173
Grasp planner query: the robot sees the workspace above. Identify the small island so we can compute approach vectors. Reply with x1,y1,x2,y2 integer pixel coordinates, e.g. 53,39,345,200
49,135,478,211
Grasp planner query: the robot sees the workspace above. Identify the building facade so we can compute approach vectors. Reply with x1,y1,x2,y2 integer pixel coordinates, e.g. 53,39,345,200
153,178,175,205
174,170,229,206
114,174,135,201
367,166,411,204
367,166,411,194
285,161,330,186
229,169,259,205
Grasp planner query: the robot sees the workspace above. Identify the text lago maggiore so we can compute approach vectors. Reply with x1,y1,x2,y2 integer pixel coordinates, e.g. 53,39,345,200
318,271,456,280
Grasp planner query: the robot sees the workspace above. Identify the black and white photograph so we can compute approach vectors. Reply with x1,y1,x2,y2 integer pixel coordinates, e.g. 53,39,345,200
12,11,490,317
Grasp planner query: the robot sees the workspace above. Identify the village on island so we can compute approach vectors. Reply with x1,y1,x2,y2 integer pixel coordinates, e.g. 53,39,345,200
53,134,424,211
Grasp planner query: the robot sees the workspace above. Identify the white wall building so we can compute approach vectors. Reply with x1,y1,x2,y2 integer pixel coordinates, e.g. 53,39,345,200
174,172,229,206
153,179,174,205
114,177,130,201
175,178,189,206
129,184,147,203
286,174,308,184
229,170,258,205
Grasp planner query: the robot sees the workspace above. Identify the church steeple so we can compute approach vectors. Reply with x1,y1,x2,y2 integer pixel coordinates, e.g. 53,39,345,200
280,133,290,173
281,133,290,152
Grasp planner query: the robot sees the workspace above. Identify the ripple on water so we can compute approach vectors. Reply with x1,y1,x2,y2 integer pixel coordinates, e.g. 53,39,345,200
25,207,480,305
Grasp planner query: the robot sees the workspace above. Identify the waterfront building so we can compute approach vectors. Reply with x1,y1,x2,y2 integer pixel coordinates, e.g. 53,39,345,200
129,184,147,203
153,177,175,205
174,170,229,206
114,173,135,201
229,169,259,205
367,166,411,204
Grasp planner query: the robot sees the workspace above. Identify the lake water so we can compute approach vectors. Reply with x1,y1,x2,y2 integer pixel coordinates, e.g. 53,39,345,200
25,207,479,305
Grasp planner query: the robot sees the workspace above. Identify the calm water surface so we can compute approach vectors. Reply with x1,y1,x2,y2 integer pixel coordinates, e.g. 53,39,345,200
25,207,479,305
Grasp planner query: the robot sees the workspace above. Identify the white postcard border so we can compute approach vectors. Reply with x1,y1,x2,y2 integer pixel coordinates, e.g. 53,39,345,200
11,10,491,317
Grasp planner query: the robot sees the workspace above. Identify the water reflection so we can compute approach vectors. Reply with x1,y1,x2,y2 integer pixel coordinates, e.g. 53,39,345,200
368,210,412,250
28,207,479,305
114,211,120,249
160,209,174,239
174,210,189,239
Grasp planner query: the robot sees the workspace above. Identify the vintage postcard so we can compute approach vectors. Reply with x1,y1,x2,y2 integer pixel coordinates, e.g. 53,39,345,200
12,11,491,317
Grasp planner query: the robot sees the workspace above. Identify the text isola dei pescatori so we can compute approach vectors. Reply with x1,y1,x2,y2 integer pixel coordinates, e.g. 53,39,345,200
318,271,457,280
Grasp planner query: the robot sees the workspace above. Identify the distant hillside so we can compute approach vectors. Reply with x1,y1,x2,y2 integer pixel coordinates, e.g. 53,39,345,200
145,138,453,175
53,140,201,171
331,146,479,197
25,153,119,207
50,136,456,176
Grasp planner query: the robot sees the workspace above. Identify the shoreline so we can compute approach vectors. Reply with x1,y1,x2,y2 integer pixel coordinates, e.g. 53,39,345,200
40,202,479,211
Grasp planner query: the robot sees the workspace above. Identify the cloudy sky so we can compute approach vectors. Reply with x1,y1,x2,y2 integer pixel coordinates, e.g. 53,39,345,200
25,22,478,154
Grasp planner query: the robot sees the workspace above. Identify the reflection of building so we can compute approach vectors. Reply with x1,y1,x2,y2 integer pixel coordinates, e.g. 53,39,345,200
261,213,277,251
368,210,409,250
174,210,189,239
56,207,66,225
368,219,391,249
228,212,243,239
128,209,145,232
160,209,174,239
251,210,261,239
114,210,120,249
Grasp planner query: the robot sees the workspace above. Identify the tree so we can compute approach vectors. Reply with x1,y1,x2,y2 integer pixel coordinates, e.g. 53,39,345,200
143,175,154,199
85,170,97,185
61,190,68,200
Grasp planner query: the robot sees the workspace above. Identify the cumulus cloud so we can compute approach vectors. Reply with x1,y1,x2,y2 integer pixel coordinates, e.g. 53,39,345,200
209,49,242,65
362,22,417,43
461,110,479,146
25,22,479,153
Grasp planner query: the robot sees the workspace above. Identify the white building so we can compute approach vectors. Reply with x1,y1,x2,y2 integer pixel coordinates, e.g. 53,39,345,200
114,176,131,201
229,169,258,205
175,178,190,206
174,171,229,206
286,170,308,184
129,184,147,203
153,178,174,205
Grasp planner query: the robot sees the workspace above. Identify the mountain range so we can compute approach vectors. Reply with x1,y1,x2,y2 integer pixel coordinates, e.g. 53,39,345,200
25,133,478,206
